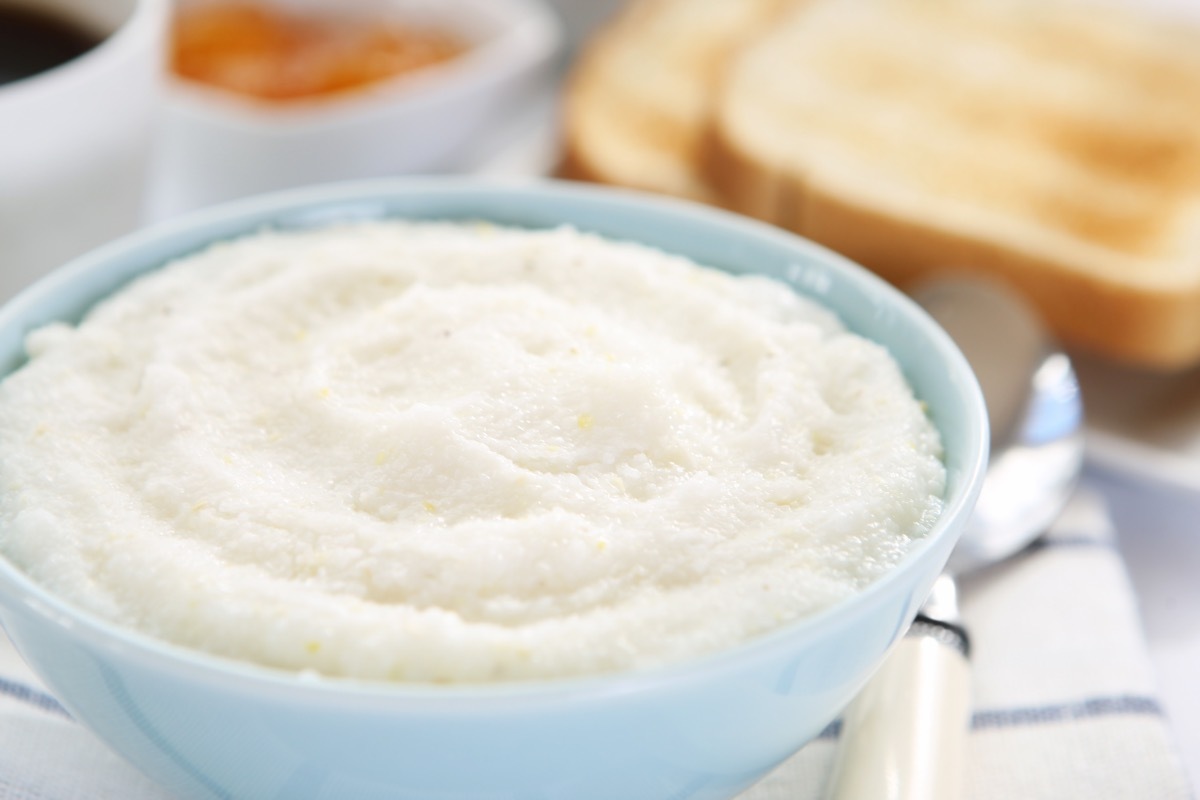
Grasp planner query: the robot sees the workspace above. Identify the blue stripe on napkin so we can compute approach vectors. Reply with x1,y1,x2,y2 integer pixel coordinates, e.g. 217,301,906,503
818,693,1163,740
0,676,71,719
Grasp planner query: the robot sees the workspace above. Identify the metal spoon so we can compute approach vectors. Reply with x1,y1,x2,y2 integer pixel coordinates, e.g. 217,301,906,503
825,276,1086,800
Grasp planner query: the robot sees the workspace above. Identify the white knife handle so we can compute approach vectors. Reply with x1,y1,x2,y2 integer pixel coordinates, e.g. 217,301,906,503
825,623,972,800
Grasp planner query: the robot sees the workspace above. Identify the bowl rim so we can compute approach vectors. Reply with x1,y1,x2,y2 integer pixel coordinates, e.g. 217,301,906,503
0,177,988,708
164,0,563,130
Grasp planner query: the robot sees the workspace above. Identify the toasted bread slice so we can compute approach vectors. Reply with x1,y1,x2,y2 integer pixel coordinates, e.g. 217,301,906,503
705,0,1200,368
559,0,793,202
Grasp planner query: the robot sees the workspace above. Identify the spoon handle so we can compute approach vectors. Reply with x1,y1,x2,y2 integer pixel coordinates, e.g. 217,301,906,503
824,617,971,800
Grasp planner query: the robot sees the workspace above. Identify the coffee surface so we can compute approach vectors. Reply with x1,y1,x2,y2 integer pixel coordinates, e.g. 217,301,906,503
0,4,101,86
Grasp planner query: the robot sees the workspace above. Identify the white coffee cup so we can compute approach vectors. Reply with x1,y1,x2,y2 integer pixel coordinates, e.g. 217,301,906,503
0,0,166,304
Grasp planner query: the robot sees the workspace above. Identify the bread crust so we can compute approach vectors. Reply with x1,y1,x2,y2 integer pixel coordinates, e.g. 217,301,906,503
557,0,690,197
557,0,792,203
807,180,1200,370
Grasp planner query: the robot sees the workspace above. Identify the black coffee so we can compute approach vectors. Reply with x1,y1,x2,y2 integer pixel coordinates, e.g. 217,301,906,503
0,4,103,86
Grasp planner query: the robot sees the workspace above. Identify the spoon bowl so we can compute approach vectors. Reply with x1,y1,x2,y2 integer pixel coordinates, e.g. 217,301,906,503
914,278,1085,576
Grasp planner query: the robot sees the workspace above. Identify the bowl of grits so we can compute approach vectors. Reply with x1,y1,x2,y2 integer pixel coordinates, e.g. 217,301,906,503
0,179,987,800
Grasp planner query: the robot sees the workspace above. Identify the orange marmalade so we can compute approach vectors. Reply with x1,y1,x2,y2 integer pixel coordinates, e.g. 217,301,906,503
170,1,465,101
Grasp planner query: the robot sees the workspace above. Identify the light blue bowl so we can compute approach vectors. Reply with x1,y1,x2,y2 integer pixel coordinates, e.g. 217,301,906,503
0,179,987,800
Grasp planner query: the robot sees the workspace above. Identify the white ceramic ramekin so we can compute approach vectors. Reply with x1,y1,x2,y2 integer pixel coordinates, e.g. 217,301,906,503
149,0,563,217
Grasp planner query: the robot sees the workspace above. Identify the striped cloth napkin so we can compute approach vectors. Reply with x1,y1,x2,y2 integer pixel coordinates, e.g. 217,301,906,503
0,486,1190,799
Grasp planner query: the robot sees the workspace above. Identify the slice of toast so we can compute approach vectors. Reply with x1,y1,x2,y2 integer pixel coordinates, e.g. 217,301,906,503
704,0,1200,369
558,0,793,203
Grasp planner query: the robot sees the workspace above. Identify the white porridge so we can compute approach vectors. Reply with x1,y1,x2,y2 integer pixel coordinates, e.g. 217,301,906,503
0,222,944,682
